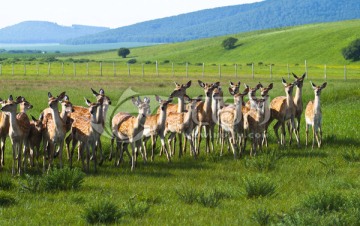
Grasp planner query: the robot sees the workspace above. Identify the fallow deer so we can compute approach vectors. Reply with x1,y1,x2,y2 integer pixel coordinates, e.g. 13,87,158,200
0,97,11,169
28,114,43,167
142,95,172,162
268,78,300,146
111,97,150,171
195,80,219,155
1,96,31,175
218,87,249,158
41,92,68,173
305,81,327,149
243,83,262,114
17,96,33,113
70,98,103,172
165,95,202,158
243,98,266,156
258,83,273,147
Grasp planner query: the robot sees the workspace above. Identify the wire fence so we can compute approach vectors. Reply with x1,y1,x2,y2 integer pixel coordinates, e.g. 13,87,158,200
0,60,359,80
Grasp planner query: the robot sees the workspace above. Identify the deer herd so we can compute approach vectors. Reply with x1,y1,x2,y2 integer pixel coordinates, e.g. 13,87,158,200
0,73,328,175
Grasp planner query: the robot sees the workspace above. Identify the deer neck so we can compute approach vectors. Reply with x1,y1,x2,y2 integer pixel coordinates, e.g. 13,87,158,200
313,95,321,115
183,107,193,128
60,105,68,122
211,97,219,122
102,104,109,124
91,106,104,135
203,95,212,114
7,111,20,136
158,106,167,127
177,96,185,113
294,86,303,109
234,100,243,124
286,91,295,109
51,105,63,129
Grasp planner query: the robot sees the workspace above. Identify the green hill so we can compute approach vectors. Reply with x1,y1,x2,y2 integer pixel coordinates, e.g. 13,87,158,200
65,20,360,66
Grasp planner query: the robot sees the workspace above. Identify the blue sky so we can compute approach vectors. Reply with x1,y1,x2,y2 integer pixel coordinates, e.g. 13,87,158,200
0,0,261,29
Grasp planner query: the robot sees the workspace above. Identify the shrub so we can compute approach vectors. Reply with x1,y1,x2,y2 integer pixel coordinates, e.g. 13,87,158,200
302,190,347,214
342,39,360,61
20,174,43,193
83,200,122,224
0,193,16,207
127,59,137,64
176,189,198,204
244,151,279,172
42,167,85,191
222,37,238,50
342,150,360,162
197,190,225,208
123,196,150,218
244,175,276,198
251,208,272,226
0,175,14,190
118,48,130,58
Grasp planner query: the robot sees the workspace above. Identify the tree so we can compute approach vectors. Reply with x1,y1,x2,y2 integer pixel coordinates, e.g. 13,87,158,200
342,39,360,61
118,48,130,58
222,37,238,50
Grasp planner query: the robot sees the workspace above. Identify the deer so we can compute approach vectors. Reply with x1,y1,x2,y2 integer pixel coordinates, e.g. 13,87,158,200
305,81,327,149
243,83,262,114
268,78,300,147
142,95,172,162
165,95,202,159
195,80,220,155
28,114,43,167
1,95,31,175
243,97,266,156
69,98,103,173
111,96,150,171
287,72,306,142
258,83,273,147
67,88,111,165
41,92,68,173
218,87,249,158
0,97,11,169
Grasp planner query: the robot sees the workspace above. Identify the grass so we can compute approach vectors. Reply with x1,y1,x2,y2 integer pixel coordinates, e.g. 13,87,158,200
0,68,358,224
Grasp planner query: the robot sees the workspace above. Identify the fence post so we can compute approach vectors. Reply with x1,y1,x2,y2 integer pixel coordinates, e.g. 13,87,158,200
100,62,102,76
219,64,221,78
113,62,116,76
235,64,237,78
37,63,39,75
24,63,26,76
12,63,14,76
305,60,308,78
142,63,145,77
252,63,254,79
344,65,347,80
156,61,158,76
287,63,290,78
202,63,205,77
270,64,272,79
186,62,188,78
324,64,327,80
61,62,64,76
86,62,89,76
48,62,51,76
172,62,174,77
73,63,76,76
127,63,130,76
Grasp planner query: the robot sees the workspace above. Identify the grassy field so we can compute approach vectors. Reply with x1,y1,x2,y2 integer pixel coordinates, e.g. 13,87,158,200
0,74,359,225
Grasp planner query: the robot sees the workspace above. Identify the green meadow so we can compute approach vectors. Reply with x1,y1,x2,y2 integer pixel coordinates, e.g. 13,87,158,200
0,20,359,225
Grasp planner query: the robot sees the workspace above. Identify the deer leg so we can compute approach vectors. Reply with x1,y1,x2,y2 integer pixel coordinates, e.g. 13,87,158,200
196,125,202,155
65,133,72,160
160,134,171,162
92,143,97,173
109,135,115,161
85,144,90,173
297,116,301,143
178,133,183,158
319,125,322,148
291,118,300,147
0,137,5,167
312,126,316,150
186,133,197,159
230,131,238,159
183,134,188,155
281,122,286,146
220,129,224,156
314,125,320,148
167,133,175,158
131,142,136,171
96,139,104,166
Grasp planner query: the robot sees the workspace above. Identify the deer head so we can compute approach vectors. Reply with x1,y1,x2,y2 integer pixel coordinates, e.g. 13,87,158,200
292,72,306,88
310,81,327,96
170,80,192,98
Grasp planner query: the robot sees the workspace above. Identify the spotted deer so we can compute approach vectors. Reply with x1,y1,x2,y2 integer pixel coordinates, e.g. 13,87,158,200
268,78,300,146
41,92,68,173
165,95,202,159
159,80,191,114
305,82,327,149
16,96,33,113
67,88,111,165
218,87,249,158
28,114,43,167
243,98,266,156
195,80,219,154
1,96,31,175
70,99,103,173
111,97,150,171
0,97,11,169
142,95,172,162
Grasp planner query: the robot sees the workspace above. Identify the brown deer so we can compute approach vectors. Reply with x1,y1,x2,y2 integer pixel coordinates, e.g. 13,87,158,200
165,95,202,158
69,98,103,172
1,95,31,175
258,83,273,147
0,97,11,169
218,87,249,158
28,114,43,167
41,92,68,173
111,97,150,171
305,82,327,149
159,80,191,114
195,80,219,154
243,98,266,156
142,95,172,162
268,78,300,146
67,88,111,165
243,83,262,114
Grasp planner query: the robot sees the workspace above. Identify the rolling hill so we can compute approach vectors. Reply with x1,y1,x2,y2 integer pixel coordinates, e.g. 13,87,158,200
0,21,109,43
64,0,360,44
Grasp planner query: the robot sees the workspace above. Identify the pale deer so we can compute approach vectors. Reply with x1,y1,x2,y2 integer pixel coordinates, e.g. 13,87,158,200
16,96,33,113
305,81,327,149
70,98,103,172
41,92,68,173
243,83,262,114
243,98,266,156
287,72,306,140
258,83,273,147
0,97,11,169
218,87,249,158
195,80,219,155
268,78,300,146
111,97,150,171
67,88,111,165
142,95,172,162
166,95,202,158
1,96,31,175
28,114,43,167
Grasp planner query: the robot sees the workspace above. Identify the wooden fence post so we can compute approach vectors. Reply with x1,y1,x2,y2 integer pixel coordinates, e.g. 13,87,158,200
128,63,130,76
48,62,51,76
252,63,254,79
305,60,308,78
287,63,290,78
100,62,102,76
324,64,327,80
61,62,64,76
113,62,116,76
270,64,272,79
344,65,347,80
142,63,145,77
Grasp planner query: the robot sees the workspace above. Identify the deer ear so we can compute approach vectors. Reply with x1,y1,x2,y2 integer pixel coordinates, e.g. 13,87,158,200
229,87,236,96
48,92,52,98
91,88,99,96
282,78,287,86
99,88,105,95
230,81,234,86
244,83,249,89
155,95,161,103
39,113,44,121
242,87,250,95
268,83,274,90
131,97,139,106
302,73,306,79
58,92,66,100
63,95,69,101
198,80,205,88
292,73,298,79
321,82,327,89
185,80,192,88
31,115,37,121
84,98,91,106
196,95,203,102
310,81,317,89
257,82,263,88
143,97,150,104
237,81,240,86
